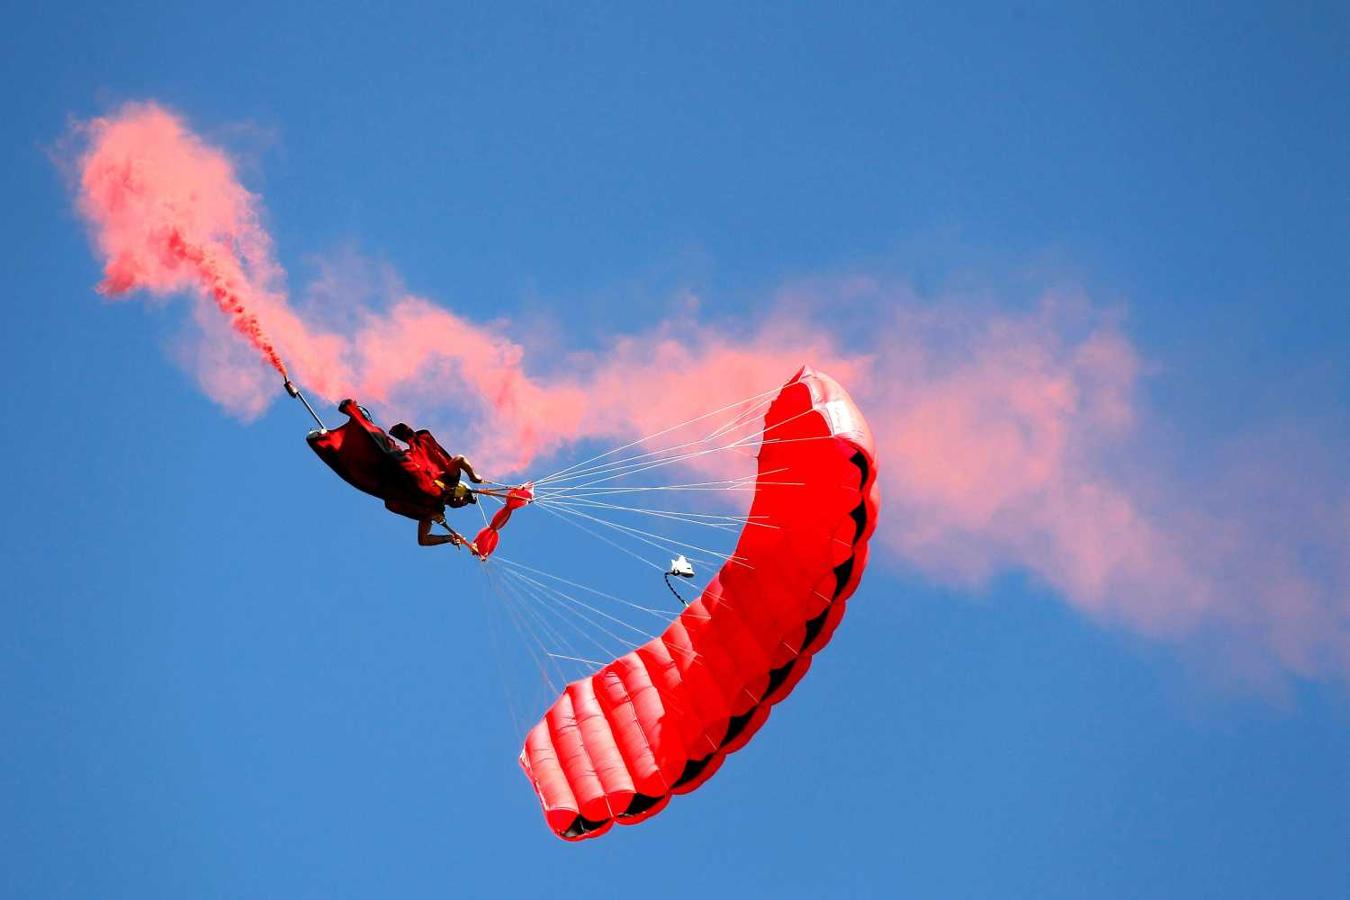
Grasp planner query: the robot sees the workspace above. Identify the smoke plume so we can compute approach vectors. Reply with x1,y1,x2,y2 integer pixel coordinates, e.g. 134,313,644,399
70,102,1350,688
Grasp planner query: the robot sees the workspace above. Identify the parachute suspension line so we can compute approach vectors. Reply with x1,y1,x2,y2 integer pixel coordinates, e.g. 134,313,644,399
499,570,643,680
493,556,674,621
502,551,794,676
532,385,783,485
530,494,764,532
535,500,746,570
532,394,818,497
519,398,821,578
486,562,551,688
531,403,771,490
538,503,668,573
510,585,639,677
476,562,529,738
494,555,718,669
503,575,597,679
496,507,718,674
545,501,749,567
473,490,498,528
495,562,600,697
702,395,774,442
532,483,773,541
497,568,659,679
534,433,822,498
533,384,788,485
518,486,803,655
500,564,661,643
546,652,609,667
536,439,763,493
535,471,786,506
492,566,716,729
532,481,794,499
482,560,563,697
534,468,776,501
531,396,773,488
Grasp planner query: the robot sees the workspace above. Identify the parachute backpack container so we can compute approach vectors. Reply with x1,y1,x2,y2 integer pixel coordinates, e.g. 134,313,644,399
517,367,879,840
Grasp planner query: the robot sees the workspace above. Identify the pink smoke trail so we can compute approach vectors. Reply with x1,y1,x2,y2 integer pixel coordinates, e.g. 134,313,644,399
78,104,289,380
68,101,1350,689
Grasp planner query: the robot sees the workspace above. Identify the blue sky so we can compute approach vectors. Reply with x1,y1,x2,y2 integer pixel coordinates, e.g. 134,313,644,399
3,3,1349,898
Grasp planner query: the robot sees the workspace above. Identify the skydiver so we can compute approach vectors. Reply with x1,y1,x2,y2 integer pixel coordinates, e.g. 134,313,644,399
409,457,485,552
386,423,486,551
307,399,489,554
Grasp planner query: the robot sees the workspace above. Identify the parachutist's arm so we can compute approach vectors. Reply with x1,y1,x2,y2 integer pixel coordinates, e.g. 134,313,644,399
452,455,483,484
418,517,464,547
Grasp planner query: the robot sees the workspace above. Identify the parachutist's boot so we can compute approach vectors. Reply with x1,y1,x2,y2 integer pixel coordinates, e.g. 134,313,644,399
338,398,376,423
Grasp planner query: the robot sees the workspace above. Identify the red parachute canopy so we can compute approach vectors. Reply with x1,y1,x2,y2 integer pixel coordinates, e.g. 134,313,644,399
519,367,879,840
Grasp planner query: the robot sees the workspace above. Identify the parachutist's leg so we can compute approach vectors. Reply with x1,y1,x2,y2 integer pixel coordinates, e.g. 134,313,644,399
454,455,483,483
418,517,464,547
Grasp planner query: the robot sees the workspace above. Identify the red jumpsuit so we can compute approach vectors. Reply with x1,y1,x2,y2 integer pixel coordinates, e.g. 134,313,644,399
307,399,458,520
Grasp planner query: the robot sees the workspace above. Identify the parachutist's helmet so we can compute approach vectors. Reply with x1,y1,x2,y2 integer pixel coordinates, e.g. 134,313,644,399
445,482,477,508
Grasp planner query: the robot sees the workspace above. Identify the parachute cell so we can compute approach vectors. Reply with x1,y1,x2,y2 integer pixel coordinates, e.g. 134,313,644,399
518,367,879,840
